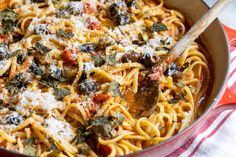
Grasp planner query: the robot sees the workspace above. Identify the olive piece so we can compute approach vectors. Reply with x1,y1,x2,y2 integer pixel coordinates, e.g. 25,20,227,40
79,79,97,95
16,53,27,64
116,12,130,26
80,70,87,81
30,61,44,75
80,43,97,52
109,2,130,26
109,2,126,17
151,22,168,33
13,72,32,88
121,51,141,63
140,53,159,67
164,63,182,81
0,43,8,60
5,112,23,125
49,65,62,80
164,63,179,76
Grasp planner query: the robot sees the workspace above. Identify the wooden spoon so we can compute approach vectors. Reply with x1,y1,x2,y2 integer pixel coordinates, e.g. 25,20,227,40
130,0,231,118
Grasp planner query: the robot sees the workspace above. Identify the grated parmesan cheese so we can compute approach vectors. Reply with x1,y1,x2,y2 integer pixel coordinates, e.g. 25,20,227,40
17,89,65,111
67,2,84,15
0,60,8,69
84,62,95,71
45,117,75,141
182,111,193,127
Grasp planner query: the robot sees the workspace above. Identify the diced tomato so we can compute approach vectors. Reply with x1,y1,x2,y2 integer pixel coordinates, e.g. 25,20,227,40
62,49,80,65
83,2,94,14
99,145,112,156
0,34,10,43
93,94,110,103
87,18,101,30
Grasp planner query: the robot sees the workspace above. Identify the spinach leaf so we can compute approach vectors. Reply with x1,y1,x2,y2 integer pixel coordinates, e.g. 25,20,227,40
35,42,51,55
108,80,121,96
6,73,31,95
168,94,185,104
106,54,117,65
151,22,168,33
71,126,91,145
39,75,59,88
72,113,125,144
53,88,71,100
87,114,125,139
0,9,17,34
112,112,125,124
168,99,179,104
92,55,105,67
56,29,74,39
160,38,171,46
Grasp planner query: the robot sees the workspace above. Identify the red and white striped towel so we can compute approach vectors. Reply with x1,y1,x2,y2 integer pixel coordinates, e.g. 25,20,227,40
167,42,236,157
168,110,236,157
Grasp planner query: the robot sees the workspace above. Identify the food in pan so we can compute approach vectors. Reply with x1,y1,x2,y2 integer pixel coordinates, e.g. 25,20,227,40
0,0,210,156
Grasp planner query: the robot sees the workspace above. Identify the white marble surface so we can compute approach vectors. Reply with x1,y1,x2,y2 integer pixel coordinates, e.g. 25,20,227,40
204,0,236,29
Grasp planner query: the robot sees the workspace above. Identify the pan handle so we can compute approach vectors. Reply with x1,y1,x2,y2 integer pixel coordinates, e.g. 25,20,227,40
215,25,236,108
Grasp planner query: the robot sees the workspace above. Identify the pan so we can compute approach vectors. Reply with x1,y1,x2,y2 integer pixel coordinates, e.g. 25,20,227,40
0,0,235,157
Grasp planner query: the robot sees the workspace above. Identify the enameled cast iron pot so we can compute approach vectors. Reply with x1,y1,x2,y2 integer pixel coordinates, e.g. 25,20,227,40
0,0,236,157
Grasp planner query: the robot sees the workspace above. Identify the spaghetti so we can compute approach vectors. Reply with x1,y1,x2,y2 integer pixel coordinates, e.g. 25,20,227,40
0,0,210,157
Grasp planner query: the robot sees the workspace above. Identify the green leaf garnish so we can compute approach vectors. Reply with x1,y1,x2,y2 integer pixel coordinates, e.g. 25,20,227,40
175,82,185,88
56,29,74,39
108,80,122,96
53,88,71,100
151,22,168,33
106,54,117,65
35,42,51,55
0,9,17,34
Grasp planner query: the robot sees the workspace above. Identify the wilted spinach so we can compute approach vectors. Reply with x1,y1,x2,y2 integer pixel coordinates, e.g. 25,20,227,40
108,80,122,96
35,42,51,55
151,22,168,33
6,73,32,95
0,9,17,34
72,112,125,145
53,88,71,100
106,54,117,65
56,29,74,39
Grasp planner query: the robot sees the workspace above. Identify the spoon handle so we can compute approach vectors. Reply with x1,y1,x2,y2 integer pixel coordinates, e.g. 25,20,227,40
169,0,231,60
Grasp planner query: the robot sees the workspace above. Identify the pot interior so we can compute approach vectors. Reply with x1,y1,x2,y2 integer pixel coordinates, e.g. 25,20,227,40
162,0,229,116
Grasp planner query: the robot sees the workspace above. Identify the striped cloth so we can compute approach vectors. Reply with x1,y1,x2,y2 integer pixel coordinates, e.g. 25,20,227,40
166,42,236,157
168,110,236,157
